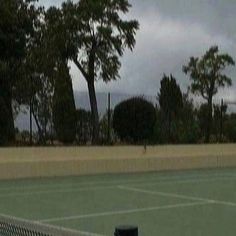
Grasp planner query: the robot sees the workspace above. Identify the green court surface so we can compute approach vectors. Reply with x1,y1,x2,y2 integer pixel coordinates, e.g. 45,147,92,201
0,168,236,236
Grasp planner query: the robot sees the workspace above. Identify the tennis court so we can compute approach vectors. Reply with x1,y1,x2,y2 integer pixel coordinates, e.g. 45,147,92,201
0,168,236,236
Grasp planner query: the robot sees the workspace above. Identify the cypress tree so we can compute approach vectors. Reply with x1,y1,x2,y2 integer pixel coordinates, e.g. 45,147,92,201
52,62,76,144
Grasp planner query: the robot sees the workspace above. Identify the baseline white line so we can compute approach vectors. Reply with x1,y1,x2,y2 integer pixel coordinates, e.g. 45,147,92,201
40,201,210,223
1,176,236,198
0,213,105,236
0,172,235,192
118,186,236,207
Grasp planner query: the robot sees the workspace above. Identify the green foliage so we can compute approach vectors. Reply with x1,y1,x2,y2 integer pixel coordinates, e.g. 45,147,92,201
196,103,209,140
15,5,74,144
52,63,76,144
212,104,227,142
158,74,183,143
0,0,36,62
150,108,162,144
224,114,236,142
113,97,156,143
63,0,139,82
99,110,117,144
76,109,92,144
178,94,200,143
0,76,15,145
183,46,235,142
0,0,39,145
183,46,235,99
60,0,139,143
0,97,10,145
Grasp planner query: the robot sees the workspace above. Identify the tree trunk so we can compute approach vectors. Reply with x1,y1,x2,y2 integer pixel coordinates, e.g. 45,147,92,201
6,95,15,143
87,80,99,144
205,97,213,143
32,106,45,145
73,43,99,144
0,78,15,145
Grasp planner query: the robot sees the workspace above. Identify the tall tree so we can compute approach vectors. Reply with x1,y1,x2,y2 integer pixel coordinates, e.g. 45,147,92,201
0,0,37,144
53,62,76,144
76,109,92,144
224,113,236,142
62,0,139,143
212,103,227,142
178,93,200,143
183,46,235,142
158,74,183,143
16,6,75,144
197,103,209,141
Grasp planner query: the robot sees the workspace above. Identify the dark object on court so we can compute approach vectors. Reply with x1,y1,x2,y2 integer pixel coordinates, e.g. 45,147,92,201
114,225,138,236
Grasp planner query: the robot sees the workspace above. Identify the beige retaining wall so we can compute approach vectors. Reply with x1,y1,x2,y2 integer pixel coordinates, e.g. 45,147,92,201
0,144,235,180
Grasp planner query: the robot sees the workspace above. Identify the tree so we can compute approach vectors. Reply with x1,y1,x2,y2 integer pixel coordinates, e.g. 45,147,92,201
0,0,37,144
183,46,235,142
61,0,139,143
15,6,75,144
76,109,92,144
178,93,200,143
0,96,10,145
150,107,162,144
212,103,227,142
158,74,183,143
113,97,156,143
52,62,76,144
99,110,117,144
224,114,236,142
197,103,209,141
31,73,54,144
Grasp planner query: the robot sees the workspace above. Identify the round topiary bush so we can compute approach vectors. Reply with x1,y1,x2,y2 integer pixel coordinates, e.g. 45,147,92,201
113,97,156,143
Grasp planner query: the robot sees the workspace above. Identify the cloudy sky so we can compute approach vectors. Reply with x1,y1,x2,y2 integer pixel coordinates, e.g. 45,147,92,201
40,0,236,103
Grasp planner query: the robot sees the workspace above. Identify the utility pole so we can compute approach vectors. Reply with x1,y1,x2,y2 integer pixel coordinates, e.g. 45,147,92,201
29,75,33,146
30,98,32,145
107,93,111,144
220,99,223,143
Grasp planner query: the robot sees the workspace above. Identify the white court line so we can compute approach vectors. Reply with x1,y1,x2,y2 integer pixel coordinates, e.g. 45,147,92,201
130,176,236,188
118,186,214,202
0,213,105,236
0,172,235,192
0,186,116,198
40,201,210,223
1,175,236,198
118,186,236,207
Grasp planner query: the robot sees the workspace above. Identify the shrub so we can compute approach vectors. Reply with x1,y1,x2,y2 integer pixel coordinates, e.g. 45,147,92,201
113,97,156,143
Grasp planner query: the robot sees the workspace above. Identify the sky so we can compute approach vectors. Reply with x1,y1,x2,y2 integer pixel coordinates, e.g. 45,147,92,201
39,0,236,104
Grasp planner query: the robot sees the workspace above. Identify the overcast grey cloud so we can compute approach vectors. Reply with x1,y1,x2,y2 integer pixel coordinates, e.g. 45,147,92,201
39,0,236,102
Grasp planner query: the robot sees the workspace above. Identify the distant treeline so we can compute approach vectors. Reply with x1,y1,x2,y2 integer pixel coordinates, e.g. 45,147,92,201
0,0,235,146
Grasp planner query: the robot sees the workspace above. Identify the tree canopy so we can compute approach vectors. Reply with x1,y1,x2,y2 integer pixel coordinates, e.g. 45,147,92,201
60,0,139,143
0,0,39,144
183,46,235,142
158,74,183,143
